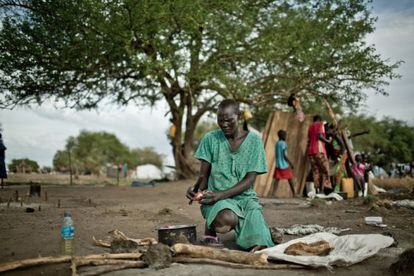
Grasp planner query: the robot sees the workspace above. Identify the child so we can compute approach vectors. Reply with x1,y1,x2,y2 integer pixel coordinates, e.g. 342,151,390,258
352,154,365,197
270,129,296,197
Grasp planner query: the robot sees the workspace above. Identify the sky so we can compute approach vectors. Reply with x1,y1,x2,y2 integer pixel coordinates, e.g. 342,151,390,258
1,0,413,168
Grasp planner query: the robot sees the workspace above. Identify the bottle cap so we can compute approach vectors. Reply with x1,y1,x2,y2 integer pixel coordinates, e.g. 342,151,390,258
64,211,72,217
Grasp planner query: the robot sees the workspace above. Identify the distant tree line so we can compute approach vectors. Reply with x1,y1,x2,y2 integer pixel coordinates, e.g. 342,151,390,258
8,158,39,173
53,131,164,175
345,115,414,169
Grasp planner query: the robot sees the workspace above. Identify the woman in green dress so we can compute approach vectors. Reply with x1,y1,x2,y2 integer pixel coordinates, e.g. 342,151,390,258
186,99,274,252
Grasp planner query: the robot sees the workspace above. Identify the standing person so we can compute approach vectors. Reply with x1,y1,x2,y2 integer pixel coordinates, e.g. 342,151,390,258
186,99,274,252
352,154,365,197
0,134,7,189
308,115,332,193
270,129,296,197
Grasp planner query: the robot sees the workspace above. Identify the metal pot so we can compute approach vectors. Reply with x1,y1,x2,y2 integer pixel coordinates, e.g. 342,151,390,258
157,224,197,246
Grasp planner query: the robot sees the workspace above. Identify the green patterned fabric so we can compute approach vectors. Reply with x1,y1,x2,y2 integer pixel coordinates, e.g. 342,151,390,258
195,129,274,249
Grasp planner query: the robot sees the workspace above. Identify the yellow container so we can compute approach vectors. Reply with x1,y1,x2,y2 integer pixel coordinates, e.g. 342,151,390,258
341,178,354,199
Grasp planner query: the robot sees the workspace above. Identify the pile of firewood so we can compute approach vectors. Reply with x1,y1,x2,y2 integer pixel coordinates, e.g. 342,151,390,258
0,230,303,275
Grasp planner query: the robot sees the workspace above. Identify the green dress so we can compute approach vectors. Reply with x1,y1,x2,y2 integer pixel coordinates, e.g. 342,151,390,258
195,129,274,249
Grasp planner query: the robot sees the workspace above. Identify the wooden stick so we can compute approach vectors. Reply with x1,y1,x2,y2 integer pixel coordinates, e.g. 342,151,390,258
0,253,142,273
0,256,72,273
172,243,268,266
107,229,157,246
92,236,111,248
80,263,146,276
71,259,77,276
74,259,144,267
173,257,304,270
82,253,142,260
72,259,145,276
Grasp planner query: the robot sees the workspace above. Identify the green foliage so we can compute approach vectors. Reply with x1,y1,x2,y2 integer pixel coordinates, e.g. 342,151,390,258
345,115,414,167
8,158,39,173
0,0,400,112
53,150,70,172
53,131,164,174
129,147,164,169
0,0,402,177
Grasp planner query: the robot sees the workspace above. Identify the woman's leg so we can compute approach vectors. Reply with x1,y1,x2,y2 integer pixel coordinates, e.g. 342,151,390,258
211,209,238,234
235,200,274,250
316,153,332,190
309,155,321,190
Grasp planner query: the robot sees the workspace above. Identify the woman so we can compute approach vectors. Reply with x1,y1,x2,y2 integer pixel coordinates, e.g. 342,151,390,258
186,99,274,252
0,133,7,189
307,115,333,194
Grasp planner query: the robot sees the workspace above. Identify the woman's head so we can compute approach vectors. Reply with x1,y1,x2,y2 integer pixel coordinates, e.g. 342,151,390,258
217,99,240,137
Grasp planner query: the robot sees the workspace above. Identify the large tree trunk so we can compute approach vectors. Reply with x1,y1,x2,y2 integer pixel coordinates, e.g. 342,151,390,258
167,90,203,179
172,143,199,179
170,111,200,179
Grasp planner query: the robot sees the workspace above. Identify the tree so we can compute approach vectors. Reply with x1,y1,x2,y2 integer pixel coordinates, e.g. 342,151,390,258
129,147,165,169
53,131,130,175
0,0,401,178
345,115,414,168
8,158,39,173
53,149,70,173
53,131,165,174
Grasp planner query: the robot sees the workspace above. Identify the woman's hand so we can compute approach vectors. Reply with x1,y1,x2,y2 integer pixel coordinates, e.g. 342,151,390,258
186,185,197,200
200,190,225,205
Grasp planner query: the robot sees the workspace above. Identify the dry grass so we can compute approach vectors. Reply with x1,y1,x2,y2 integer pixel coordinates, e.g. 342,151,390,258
5,173,132,186
372,177,414,191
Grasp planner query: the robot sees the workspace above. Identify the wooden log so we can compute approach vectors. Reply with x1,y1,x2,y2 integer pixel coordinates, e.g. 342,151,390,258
82,253,142,260
73,259,145,276
172,243,268,266
74,259,145,267
0,256,72,273
108,229,157,246
0,253,142,273
173,256,304,270
80,263,146,276
92,236,111,248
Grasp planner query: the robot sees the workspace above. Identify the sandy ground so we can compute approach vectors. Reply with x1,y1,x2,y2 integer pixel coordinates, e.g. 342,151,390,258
0,180,413,275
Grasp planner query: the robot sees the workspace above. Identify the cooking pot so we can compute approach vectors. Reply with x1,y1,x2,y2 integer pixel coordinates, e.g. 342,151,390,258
157,224,197,246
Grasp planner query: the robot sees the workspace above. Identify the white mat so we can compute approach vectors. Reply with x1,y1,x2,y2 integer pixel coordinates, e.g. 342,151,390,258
258,232,394,268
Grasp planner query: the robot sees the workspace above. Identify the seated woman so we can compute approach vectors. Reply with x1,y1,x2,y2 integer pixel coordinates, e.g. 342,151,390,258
186,99,274,252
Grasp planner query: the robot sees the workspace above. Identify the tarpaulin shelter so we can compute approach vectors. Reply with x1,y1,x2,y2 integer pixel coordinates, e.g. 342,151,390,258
130,164,163,180
254,111,311,198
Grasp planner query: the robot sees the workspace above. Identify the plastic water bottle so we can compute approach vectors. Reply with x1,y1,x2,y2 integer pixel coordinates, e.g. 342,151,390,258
60,211,75,255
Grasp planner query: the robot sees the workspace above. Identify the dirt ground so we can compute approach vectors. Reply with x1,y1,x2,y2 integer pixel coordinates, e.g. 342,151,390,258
1,180,413,275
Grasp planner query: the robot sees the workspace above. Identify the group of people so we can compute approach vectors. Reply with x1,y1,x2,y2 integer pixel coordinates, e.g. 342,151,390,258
268,113,367,198
186,99,373,253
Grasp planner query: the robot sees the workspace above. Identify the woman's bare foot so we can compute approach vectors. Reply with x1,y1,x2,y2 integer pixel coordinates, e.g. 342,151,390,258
250,245,266,253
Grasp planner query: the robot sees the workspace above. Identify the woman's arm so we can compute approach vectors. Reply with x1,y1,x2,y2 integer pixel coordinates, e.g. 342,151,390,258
200,172,257,205
186,160,211,200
